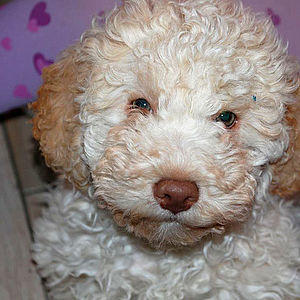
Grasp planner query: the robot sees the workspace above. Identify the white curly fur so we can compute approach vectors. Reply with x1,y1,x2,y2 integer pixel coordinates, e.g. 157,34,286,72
32,0,300,299
33,179,299,299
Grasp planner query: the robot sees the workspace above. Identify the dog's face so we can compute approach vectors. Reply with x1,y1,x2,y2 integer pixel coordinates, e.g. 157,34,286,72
33,0,299,247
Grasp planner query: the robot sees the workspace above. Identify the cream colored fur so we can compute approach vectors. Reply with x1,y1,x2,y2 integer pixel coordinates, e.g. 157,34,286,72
32,0,300,299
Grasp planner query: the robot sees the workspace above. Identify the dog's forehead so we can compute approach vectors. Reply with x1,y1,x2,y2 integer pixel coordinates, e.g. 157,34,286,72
122,33,250,114
96,1,285,116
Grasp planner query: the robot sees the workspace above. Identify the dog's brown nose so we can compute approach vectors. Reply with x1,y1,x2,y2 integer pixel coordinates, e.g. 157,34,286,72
153,179,199,214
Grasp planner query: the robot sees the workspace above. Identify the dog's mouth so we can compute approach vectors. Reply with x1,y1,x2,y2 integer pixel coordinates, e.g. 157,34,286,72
104,205,225,247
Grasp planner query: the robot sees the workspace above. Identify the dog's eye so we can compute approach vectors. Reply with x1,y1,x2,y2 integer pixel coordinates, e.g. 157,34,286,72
131,98,152,111
216,111,237,128
131,98,152,112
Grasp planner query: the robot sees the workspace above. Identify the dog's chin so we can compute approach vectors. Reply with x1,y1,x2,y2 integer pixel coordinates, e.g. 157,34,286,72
109,209,225,248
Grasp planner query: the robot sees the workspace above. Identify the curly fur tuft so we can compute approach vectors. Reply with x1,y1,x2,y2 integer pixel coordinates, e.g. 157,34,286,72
271,88,300,197
32,47,90,189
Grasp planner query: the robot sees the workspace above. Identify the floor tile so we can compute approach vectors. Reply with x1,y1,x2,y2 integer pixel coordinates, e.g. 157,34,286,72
25,192,49,225
0,124,47,300
4,109,56,194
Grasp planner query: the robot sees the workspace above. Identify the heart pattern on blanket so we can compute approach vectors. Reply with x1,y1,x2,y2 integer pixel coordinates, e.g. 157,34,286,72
13,84,32,99
1,36,12,51
28,1,51,32
98,10,106,25
266,8,281,26
33,53,53,75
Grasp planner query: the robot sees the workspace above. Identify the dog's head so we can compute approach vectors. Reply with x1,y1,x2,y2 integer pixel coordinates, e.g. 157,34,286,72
32,0,300,247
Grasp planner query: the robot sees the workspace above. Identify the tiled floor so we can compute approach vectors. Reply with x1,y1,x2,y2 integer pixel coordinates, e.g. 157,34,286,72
0,107,56,300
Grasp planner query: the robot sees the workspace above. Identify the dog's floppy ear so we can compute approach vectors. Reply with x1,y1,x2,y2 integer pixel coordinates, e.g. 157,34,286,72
271,88,300,198
31,45,90,190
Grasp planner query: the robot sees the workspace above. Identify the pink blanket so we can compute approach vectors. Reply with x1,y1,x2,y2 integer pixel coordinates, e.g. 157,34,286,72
0,0,299,113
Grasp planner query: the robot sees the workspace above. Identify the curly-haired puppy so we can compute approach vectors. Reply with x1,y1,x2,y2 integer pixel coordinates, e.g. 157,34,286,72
32,0,300,299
